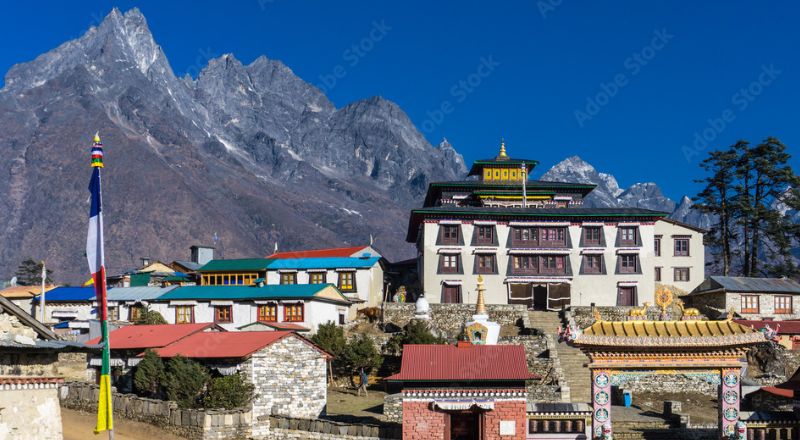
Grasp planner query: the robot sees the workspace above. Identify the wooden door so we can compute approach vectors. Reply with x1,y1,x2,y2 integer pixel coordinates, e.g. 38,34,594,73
441,285,462,303
617,286,637,306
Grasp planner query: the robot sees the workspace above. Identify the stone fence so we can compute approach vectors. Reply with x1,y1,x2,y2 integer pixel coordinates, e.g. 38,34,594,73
59,381,251,440
383,303,530,338
265,415,401,440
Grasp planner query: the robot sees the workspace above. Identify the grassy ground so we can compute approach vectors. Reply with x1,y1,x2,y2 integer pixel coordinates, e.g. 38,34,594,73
62,407,189,440
325,386,388,424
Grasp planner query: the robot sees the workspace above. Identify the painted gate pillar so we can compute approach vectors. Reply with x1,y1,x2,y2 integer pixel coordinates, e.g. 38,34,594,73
720,368,742,439
591,369,612,439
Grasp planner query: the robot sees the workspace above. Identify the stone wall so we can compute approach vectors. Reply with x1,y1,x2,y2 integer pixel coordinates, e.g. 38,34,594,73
0,384,62,440
570,306,665,327
613,372,720,397
500,335,562,402
383,303,530,339
383,393,402,423
59,381,251,440
265,415,401,440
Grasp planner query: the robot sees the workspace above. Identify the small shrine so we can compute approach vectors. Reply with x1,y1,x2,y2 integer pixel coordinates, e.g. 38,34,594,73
568,289,767,439
465,275,500,345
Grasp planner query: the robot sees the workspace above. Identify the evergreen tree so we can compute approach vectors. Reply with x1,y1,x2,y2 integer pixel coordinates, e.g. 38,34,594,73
694,147,739,275
163,356,209,408
14,258,53,286
385,320,445,356
133,349,165,398
134,306,167,325
204,374,254,409
341,334,382,375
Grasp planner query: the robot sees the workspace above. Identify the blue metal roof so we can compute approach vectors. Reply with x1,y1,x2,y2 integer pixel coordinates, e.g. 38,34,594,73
102,286,179,302
33,287,95,303
154,283,349,303
266,257,380,270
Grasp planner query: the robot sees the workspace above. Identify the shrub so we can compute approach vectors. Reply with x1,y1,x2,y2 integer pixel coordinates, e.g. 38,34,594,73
163,356,209,408
133,349,165,398
135,306,167,325
310,321,346,357
385,320,444,356
204,374,255,409
341,334,382,375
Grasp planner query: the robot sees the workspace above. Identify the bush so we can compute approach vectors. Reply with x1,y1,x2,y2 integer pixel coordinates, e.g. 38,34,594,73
204,374,255,409
341,334,382,375
133,349,165,398
135,306,167,325
311,321,346,357
385,320,445,356
163,356,209,408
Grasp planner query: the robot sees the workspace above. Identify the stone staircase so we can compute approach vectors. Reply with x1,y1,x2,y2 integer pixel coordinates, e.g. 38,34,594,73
528,311,592,403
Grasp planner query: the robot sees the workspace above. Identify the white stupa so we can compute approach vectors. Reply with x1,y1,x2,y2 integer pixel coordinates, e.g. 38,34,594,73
464,275,500,345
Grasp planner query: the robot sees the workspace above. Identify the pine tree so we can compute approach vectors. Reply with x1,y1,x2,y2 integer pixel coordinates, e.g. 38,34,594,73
14,258,54,286
694,147,739,275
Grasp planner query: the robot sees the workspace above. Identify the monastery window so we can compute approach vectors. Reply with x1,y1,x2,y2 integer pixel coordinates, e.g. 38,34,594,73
473,225,497,246
214,306,233,323
775,296,793,314
673,267,690,282
175,306,194,324
438,254,462,274
617,254,640,274
441,284,462,303
338,271,357,292
129,305,144,322
511,255,538,275
655,266,662,282
438,225,461,245
741,295,759,314
674,237,690,256
280,272,297,285
654,236,662,256
511,227,537,247
581,226,603,246
581,255,603,274
617,226,640,246
473,254,497,274
540,255,566,275
309,272,327,284
257,304,277,322
539,227,566,247
284,303,304,322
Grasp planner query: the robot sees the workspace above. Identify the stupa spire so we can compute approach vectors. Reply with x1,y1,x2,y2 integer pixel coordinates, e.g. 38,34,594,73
496,138,508,160
475,275,487,315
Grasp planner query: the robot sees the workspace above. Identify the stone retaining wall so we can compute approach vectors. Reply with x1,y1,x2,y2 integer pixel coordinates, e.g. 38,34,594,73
383,303,530,338
383,393,402,423
59,381,251,440
265,415,401,439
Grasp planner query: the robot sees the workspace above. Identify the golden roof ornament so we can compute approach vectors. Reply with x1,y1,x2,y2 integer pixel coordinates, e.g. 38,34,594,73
655,287,674,313
475,275,487,316
496,138,508,160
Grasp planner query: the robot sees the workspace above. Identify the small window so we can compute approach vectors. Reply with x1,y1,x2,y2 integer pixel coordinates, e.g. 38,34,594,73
619,227,637,245
583,255,602,274
741,295,759,314
583,227,602,246
540,227,566,246
512,227,537,246
129,305,144,322
512,255,537,273
438,254,461,274
258,304,277,322
655,267,662,282
474,225,495,245
284,303,304,322
338,271,356,292
541,255,565,273
338,312,346,325
214,306,232,323
439,225,460,245
108,306,119,321
280,272,297,285
775,296,793,314
674,267,690,282
654,237,661,257
474,254,497,274
674,238,690,256
175,306,194,324
619,254,638,273
309,272,326,284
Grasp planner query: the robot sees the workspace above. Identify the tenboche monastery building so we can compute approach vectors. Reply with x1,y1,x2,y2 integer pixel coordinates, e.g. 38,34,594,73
406,142,704,309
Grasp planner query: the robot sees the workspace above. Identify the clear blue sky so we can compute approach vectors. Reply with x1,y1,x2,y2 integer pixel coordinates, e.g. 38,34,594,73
1,1,797,200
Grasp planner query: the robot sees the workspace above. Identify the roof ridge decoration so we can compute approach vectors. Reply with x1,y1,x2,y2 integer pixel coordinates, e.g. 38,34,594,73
573,318,768,348
496,138,508,160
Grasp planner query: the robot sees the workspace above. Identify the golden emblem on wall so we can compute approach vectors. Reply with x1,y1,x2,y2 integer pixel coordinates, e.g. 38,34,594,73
655,287,674,312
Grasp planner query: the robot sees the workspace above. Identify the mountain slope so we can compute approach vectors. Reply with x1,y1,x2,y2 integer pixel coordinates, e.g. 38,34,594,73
0,8,465,281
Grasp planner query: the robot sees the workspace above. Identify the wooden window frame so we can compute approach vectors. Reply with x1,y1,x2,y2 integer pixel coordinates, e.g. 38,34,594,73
655,266,662,282
654,236,662,257
539,255,566,275
618,254,639,274
539,227,567,248
618,227,639,246
582,255,603,274
438,225,461,245
741,295,760,314
309,272,327,284
257,304,277,322
214,305,233,323
582,226,603,247
280,272,297,285
472,225,497,246
775,296,793,314
473,253,497,275
175,305,195,324
673,267,690,282
284,303,304,322
438,254,462,274
674,238,690,256
129,305,144,322
440,284,462,304
511,227,538,247
511,255,538,275
338,271,357,292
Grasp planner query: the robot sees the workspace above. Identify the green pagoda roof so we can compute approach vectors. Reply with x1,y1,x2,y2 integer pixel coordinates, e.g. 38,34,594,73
198,258,273,272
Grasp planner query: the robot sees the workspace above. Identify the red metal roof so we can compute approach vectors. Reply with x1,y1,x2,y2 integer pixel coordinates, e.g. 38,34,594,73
735,319,800,334
153,331,331,359
758,386,794,398
261,322,310,332
387,343,538,382
86,323,219,350
267,245,370,259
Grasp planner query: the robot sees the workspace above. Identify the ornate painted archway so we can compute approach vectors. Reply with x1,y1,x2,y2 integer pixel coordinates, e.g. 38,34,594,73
571,311,766,439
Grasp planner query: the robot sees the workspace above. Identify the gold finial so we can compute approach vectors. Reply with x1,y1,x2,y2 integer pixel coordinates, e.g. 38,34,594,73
497,138,508,160
94,132,101,143
475,275,487,315
593,307,602,322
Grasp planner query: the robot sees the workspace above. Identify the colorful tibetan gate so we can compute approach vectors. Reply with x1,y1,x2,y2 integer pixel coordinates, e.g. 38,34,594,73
569,296,766,440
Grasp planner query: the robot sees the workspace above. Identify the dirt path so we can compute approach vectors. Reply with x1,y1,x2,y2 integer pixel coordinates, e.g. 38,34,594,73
61,407,188,440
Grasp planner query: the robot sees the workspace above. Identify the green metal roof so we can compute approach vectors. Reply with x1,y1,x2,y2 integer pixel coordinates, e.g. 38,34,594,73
155,283,350,304
198,258,273,272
